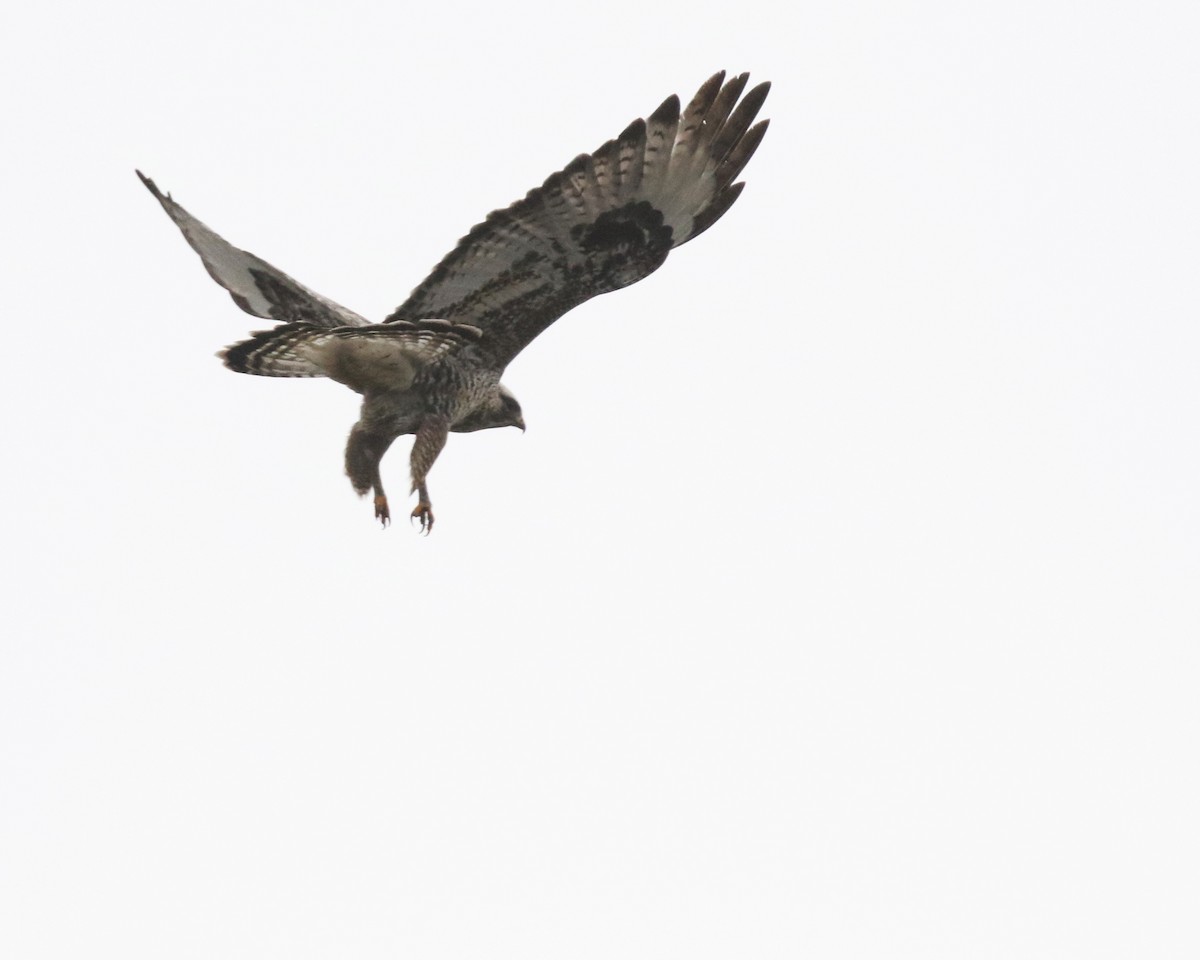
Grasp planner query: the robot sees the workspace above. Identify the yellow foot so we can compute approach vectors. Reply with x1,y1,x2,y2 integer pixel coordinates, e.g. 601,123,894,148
410,501,435,535
374,494,391,528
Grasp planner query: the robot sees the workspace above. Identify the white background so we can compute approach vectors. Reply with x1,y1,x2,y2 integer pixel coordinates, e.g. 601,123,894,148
3,1,1198,957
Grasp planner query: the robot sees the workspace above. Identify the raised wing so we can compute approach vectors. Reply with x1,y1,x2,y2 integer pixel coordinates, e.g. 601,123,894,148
137,171,369,329
385,71,770,367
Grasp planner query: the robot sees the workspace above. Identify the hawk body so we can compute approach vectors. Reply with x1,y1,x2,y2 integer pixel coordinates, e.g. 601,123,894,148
139,71,770,532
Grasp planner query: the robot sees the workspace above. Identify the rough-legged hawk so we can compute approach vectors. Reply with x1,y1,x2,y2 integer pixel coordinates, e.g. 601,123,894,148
139,71,770,533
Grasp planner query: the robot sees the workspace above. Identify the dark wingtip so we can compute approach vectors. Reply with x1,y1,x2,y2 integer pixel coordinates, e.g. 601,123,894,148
685,72,726,117
718,72,750,108
136,169,171,203
619,116,647,141
717,117,770,190
742,80,772,116
649,93,681,125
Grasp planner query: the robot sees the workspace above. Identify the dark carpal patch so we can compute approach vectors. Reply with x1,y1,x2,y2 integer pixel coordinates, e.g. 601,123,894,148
570,201,673,292
572,201,673,256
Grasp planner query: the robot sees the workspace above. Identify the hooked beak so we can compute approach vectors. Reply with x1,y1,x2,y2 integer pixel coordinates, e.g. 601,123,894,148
516,416,526,433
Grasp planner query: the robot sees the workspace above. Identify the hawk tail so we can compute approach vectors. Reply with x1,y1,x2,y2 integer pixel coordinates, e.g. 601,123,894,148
219,323,328,377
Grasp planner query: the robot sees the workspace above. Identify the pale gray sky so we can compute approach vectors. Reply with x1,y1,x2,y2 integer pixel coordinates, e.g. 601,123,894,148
3,1,1199,957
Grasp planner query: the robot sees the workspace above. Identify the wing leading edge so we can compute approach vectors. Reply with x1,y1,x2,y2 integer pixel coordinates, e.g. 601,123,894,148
385,71,770,366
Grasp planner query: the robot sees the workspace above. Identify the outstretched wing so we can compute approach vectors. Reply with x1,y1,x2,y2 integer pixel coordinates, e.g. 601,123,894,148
137,171,369,329
385,71,770,367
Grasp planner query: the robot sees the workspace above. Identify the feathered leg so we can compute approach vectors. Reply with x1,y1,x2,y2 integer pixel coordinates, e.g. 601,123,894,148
345,424,398,528
410,415,449,535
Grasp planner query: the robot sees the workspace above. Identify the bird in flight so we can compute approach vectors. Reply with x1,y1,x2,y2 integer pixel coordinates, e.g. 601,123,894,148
139,71,769,533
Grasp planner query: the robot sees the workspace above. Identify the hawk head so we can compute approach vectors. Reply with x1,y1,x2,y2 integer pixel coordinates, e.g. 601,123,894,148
454,384,525,434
